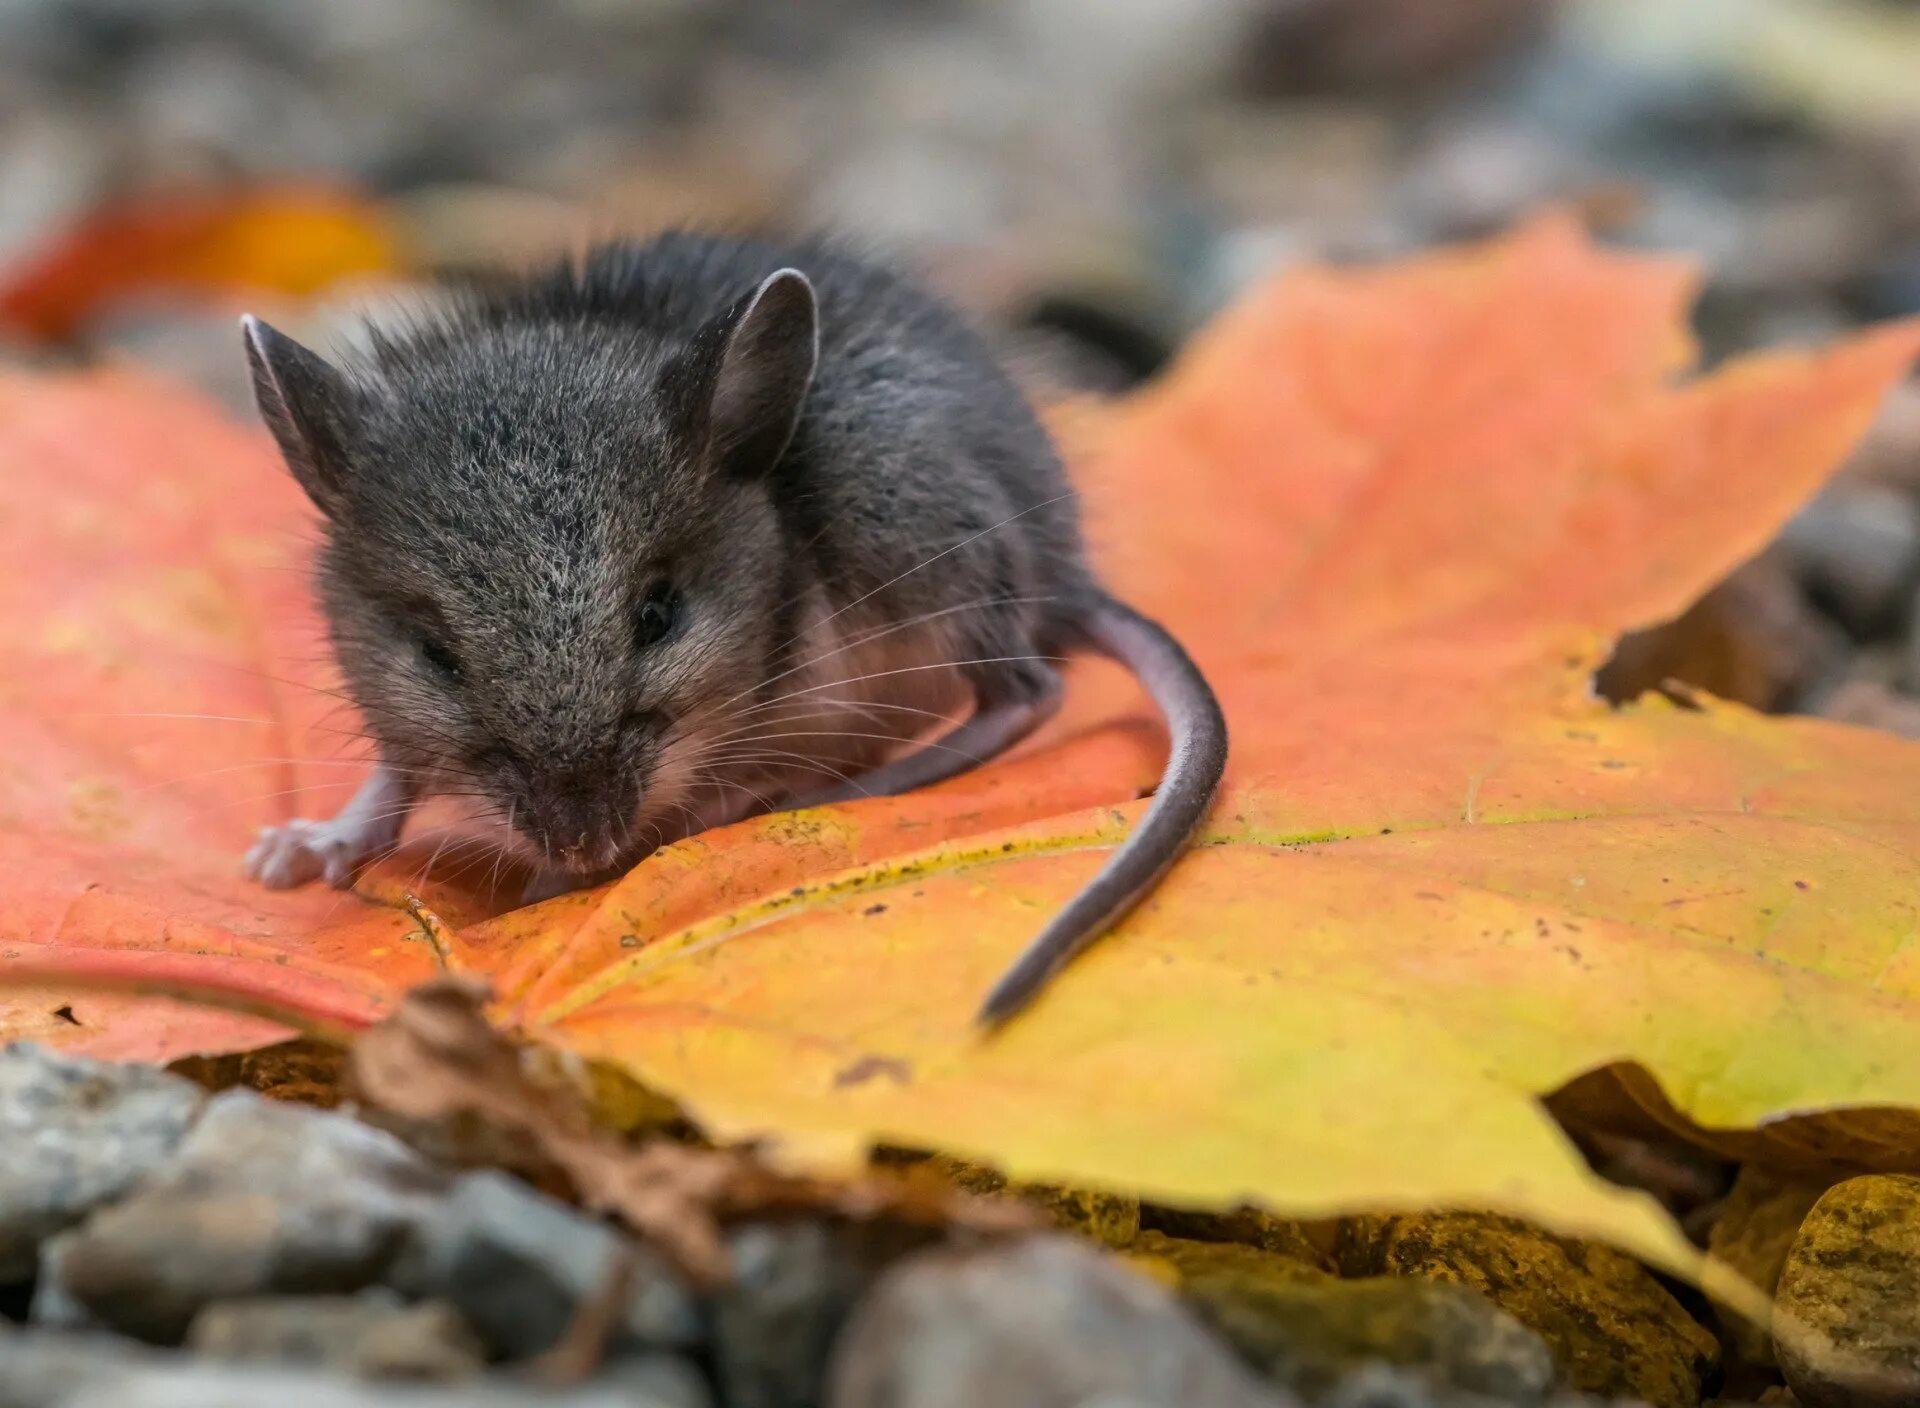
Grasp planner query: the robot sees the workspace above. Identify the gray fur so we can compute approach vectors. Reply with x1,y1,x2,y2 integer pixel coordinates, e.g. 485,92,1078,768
241,231,1227,1022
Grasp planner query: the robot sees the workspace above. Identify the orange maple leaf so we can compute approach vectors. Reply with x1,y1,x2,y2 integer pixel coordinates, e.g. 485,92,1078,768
5,215,1919,1274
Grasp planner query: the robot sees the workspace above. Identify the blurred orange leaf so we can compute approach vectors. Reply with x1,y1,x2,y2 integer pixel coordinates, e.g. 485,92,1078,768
0,184,403,343
4,216,1920,1277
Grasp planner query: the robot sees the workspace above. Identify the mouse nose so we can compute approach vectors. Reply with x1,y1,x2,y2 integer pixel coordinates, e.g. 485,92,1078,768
526,760,637,871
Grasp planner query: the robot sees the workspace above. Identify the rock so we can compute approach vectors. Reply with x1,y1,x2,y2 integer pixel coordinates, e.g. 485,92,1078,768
1133,1232,1553,1401
714,1219,939,1408
1775,1173,1920,1408
1238,0,1553,95
0,1043,203,1283
1314,1361,1624,1408
826,1235,1289,1408
0,1322,164,1408
91,304,272,414
46,1089,447,1343
119,40,350,183
388,1169,698,1359
1849,244,1920,323
1343,1212,1720,1408
1139,1206,1330,1264
1176,101,1397,234
1779,486,1920,639
0,1319,704,1408
1833,679,1920,740
59,1372,685,1408
187,1293,486,1380
0,107,110,269
1396,121,1593,239
1839,377,1920,496
26,1236,97,1329
1128,1231,1326,1287
1707,1166,1833,1367
595,1354,715,1408
921,1155,1141,1246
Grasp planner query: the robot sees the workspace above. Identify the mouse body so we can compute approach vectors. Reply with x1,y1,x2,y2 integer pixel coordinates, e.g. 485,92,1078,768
241,231,1227,1022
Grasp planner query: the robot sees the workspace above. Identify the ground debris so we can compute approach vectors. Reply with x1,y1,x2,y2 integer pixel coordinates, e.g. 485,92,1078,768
0,1043,204,1283
348,975,1036,1286
1775,1174,1920,1408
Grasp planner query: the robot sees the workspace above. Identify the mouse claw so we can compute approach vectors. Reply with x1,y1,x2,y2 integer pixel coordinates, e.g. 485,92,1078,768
245,819,365,890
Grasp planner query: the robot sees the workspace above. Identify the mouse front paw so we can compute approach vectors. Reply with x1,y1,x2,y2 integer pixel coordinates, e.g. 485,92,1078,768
244,819,369,890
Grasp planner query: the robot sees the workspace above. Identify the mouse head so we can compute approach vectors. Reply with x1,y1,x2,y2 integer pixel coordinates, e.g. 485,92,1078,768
243,267,818,874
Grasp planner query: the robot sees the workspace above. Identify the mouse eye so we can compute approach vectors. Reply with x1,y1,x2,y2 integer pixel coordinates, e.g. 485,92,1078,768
634,583,680,651
417,633,463,682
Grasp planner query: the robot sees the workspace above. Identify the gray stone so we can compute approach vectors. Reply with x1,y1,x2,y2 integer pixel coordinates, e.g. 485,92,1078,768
46,1089,447,1343
119,40,350,182
0,1043,204,1283
918,1155,1141,1246
188,1292,486,1380
714,1220,934,1408
1145,1234,1554,1401
64,1367,683,1408
1781,486,1920,639
826,1235,1289,1408
0,107,110,268
1138,1207,1329,1264
1818,679,1920,742
388,1169,698,1359
0,1322,163,1408
0,1322,703,1408
1342,1212,1719,1408
1316,1362,1618,1408
1397,121,1591,239
25,1235,98,1328
596,1355,715,1408
1842,377,1920,498
1776,1174,1920,1408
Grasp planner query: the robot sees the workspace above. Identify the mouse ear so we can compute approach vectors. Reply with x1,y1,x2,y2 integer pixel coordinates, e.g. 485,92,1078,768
700,268,819,481
241,315,356,517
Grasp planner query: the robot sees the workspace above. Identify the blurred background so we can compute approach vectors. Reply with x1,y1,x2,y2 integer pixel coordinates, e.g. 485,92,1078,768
6,0,1920,730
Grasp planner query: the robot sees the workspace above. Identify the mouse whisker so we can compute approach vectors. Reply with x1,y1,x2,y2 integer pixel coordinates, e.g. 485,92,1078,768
740,497,1075,705
693,699,957,749
134,757,450,796
715,654,1064,725
53,710,278,727
682,747,860,788
711,591,1060,720
228,664,483,761
686,697,954,752
706,592,1057,723
710,728,980,759
485,804,515,899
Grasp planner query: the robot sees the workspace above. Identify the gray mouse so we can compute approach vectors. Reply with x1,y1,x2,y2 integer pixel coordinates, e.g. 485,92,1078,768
239,231,1227,1023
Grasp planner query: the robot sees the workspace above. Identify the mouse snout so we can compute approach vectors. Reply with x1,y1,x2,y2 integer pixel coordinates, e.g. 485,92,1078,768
520,759,641,873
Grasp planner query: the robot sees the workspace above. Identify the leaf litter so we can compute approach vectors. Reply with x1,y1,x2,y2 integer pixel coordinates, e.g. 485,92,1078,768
2,216,1919,1300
